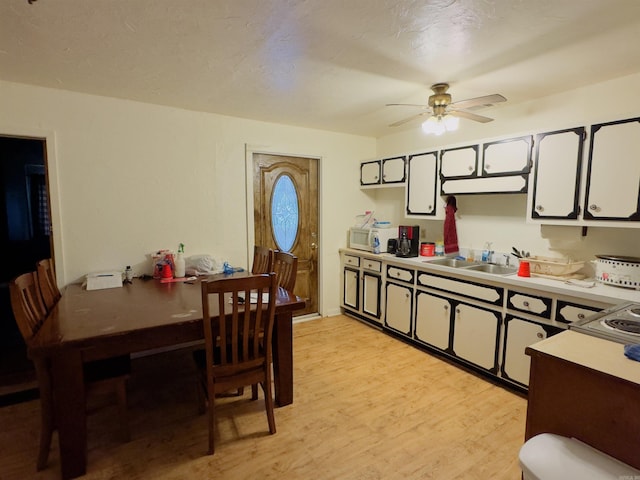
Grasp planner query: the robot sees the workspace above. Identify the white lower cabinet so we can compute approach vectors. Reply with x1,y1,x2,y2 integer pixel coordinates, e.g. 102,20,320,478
384,281,413,336
341,249,615,393
501,316,562,386
362,271,382,319
341,253,384,324
451,303,500,373
414,291,451,351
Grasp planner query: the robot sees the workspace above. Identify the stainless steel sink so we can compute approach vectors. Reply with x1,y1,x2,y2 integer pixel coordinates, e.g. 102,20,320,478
462,264,518,275
423,258,481,268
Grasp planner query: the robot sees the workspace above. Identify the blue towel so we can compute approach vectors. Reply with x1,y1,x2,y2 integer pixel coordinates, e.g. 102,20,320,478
623,344,640,362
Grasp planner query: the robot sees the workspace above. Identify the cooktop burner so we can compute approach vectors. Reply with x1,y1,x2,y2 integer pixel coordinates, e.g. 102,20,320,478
569,302,640,344
602,318,640,335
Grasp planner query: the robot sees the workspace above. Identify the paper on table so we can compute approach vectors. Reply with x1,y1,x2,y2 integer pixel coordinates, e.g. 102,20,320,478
233,292,270,304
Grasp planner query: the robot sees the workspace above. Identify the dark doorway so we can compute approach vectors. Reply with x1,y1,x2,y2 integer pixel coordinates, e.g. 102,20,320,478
0,136,50,402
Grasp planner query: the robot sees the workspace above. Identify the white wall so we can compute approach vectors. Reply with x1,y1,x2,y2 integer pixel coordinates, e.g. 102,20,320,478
0,80,375,316
374,72,640,267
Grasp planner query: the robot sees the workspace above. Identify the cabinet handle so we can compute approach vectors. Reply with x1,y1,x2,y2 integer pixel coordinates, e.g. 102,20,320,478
535,205,544,212
468,166,473,171
577,313,585,320
589,204,598,211
443,305,449,310
537,333,544,339
523,301,530,307
405,293,410,299
485,164,491,170
455,308,461,314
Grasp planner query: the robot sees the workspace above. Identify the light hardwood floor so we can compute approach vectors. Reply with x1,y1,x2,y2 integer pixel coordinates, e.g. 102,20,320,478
0,315,527,479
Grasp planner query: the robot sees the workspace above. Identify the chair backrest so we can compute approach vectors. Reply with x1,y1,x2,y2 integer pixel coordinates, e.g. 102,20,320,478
251,245,274,274
9,272,48,342
272,251,298,292
36,258,61,312
201,273,277,379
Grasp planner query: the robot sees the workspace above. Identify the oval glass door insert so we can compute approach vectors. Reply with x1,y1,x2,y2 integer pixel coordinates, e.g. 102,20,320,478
271,174,299,252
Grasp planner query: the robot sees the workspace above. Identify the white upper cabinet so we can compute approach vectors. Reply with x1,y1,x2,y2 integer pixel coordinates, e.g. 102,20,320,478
482,136,532,175
440,136,532,195
360,160,381,186
440,145,478,178
529,127,585,220
405,151,442,218
381,156,406,184
584,117,640,221
360,156,406,187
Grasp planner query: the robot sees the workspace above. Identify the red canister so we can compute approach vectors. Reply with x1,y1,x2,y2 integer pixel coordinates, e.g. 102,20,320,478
420,242,435,256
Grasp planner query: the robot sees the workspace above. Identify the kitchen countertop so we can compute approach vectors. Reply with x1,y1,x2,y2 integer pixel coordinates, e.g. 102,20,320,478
340,248,640,306
526,330,640,385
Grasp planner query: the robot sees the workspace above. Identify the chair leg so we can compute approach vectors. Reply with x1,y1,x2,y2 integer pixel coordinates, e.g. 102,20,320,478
251,384,258,400
36,397,53,471
207,386,216,455
115,380,130,442
262,371,276,434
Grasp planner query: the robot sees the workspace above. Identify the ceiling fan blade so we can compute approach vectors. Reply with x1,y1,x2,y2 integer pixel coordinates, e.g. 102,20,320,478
450,93,506,111
386,103,431,109
450,110,494,123
389,112,429,127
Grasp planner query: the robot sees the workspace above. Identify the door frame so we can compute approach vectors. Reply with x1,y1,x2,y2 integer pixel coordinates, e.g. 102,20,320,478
0,125,64,285
244,144,322,317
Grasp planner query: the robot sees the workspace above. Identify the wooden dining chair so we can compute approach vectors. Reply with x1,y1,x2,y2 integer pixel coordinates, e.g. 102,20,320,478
10,272,131,471
251,245,274,274
193,273,278,454
36,258,61,312
272,251,298,292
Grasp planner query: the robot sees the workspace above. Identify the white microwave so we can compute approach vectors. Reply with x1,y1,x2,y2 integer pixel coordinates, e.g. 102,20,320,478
349,227,397,252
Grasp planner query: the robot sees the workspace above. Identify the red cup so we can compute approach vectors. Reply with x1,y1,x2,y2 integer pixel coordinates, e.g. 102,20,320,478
518,260,531,277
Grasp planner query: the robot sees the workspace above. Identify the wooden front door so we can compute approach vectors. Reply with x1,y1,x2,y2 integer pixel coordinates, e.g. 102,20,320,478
253,153,318,316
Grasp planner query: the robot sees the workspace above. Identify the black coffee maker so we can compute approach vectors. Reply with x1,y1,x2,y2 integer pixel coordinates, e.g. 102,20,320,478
396,225,420,257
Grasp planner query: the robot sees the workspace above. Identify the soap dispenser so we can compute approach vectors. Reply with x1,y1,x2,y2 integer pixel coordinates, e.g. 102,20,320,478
175,243,186,278
481,242,492,263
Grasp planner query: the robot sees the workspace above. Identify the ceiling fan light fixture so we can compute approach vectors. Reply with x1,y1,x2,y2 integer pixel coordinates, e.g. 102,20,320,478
443,114,459,131
421,114,458,135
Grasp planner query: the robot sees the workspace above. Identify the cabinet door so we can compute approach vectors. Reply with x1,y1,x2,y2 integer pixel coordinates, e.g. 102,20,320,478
360,160,381,186
406,151,439,216
501,316,560,386
530,128,584,220
451,303,500,372
384,282,413,336
482,136,532,175
362,272,382,319
414,291,451,351
381,156,406,184
440,145,478,178
343,268,359,309
585,117,640,221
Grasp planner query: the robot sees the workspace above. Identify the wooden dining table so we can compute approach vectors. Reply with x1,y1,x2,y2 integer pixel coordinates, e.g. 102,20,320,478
28,273,305,480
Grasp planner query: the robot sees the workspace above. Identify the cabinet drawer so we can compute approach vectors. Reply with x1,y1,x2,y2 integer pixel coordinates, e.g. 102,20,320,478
556,301,604,324
386,265,415,284
416,272,503,306
362,258,382,273
343,255,360,267
507,291,552,318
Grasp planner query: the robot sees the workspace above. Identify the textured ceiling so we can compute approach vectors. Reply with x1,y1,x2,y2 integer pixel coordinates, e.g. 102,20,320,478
1,0,640,137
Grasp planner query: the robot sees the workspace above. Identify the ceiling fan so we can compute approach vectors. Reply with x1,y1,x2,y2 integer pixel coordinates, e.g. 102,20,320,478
387,83,506,130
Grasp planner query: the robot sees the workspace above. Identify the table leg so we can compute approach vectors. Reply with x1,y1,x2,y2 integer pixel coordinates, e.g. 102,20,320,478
51,350,87,479
272,311,293,406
